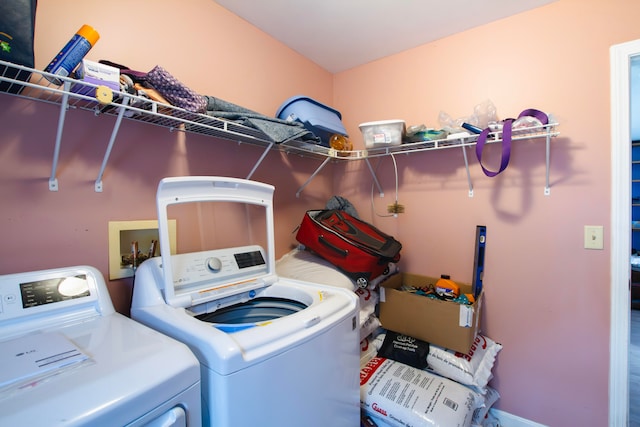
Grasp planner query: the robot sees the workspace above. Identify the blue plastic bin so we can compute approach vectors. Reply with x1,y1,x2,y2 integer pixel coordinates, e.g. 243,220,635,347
276,96,348,146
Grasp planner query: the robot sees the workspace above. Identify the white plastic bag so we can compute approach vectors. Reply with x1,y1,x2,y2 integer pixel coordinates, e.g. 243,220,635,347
438,100,499,133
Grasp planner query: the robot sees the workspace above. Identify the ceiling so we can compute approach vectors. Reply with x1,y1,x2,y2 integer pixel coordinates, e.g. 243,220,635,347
214,0,556,73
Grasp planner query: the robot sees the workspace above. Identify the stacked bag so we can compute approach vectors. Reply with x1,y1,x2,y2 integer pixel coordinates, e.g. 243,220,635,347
359,328,502,427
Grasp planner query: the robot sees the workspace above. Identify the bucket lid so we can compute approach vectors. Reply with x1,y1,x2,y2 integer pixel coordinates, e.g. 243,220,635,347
276,95,342,120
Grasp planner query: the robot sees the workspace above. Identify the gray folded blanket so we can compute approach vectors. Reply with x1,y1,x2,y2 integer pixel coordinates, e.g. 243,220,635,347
203,96,320,144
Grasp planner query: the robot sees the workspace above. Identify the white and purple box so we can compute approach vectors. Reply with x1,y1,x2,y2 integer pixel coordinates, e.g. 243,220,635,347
71,59,120,97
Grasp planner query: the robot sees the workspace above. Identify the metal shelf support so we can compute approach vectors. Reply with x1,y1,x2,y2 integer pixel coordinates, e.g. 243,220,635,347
295,156,385,198
544,132,551,196
296,157,331,198
364,158,384,197
49,81,72,191
95,96,131,192
246,142,274,180
461,144,474,197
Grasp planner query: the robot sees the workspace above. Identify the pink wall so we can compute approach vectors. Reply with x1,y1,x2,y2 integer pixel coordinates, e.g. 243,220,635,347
0,0,336,312
331,0,640,425
1,0,639,425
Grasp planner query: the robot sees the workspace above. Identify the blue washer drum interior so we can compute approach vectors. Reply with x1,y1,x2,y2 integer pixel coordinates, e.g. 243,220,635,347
196,297,308,332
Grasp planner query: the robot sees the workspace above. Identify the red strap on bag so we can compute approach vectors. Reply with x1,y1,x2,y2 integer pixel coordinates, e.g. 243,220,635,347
475,109,548,177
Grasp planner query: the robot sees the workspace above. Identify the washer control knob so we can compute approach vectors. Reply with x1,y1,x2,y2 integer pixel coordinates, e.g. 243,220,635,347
205,257,222,272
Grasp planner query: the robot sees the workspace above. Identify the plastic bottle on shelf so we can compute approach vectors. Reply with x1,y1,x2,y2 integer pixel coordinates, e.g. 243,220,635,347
44,24,100,85
329,134,352,151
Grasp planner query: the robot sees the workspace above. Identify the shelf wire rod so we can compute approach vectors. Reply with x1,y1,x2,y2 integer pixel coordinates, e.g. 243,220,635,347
95,96,131,192
364,158,384,197
246,142,274,180
296,157,331,198
461,143,474,197
49,80,72,191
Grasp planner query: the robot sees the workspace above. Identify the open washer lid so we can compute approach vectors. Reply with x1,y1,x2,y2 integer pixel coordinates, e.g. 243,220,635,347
155,177,277,308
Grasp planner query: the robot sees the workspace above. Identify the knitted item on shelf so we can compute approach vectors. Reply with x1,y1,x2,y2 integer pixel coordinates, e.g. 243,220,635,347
145,65,207,113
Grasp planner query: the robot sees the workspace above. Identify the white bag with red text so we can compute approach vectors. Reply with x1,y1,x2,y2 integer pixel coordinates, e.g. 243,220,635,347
360,357,483,427
425,334,502,393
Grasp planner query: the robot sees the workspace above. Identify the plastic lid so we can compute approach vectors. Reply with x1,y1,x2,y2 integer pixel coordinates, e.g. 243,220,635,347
359,119,405,128
77,25,100,46
276,95,342,120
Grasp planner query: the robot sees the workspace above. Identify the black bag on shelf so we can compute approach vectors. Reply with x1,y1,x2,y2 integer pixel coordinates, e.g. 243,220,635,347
0,0,38,94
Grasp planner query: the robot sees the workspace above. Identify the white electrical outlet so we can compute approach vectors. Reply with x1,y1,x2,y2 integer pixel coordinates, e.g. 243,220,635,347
584,225,604,250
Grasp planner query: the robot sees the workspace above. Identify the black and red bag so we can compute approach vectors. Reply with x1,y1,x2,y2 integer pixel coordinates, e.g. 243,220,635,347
295,209,401,288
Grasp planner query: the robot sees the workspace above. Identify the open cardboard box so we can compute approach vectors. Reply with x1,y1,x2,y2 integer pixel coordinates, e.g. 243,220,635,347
379,273,483,354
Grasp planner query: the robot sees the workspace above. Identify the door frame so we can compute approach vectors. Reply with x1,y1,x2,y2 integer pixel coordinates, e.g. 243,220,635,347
610,38,639,426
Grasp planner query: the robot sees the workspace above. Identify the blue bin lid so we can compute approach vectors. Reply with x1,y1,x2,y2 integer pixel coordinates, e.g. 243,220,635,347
275,95,343,120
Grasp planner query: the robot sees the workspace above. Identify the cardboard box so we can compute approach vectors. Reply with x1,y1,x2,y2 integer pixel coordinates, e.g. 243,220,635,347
379,273,483,354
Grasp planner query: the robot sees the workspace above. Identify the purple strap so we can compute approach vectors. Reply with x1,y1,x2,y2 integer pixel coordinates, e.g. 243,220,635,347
476,119,513,177
475,108,548,177
518,108,548,125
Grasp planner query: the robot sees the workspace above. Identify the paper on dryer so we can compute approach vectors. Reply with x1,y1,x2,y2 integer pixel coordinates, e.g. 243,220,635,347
0,332,89,389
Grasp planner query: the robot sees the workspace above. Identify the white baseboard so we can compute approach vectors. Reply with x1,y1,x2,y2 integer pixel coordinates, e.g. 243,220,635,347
490,409,548,427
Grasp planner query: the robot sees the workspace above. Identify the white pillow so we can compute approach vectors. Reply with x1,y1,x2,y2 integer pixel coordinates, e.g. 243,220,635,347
276,247,356,291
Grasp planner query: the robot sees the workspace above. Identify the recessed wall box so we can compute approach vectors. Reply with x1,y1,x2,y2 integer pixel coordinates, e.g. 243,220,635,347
108,220,176,280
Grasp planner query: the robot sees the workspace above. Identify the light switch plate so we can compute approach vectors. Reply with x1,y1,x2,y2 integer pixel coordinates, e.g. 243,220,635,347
584,225,604,250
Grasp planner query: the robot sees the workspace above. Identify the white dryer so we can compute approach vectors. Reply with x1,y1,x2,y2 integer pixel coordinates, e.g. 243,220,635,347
131,176,360,427
0,265,201,427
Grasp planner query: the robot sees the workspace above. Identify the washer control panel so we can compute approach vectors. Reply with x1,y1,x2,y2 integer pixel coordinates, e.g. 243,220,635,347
171,245,269,291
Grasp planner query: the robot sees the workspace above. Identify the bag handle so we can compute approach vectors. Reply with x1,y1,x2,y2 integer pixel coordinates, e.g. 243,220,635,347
475,108,548,177
318,235,348,257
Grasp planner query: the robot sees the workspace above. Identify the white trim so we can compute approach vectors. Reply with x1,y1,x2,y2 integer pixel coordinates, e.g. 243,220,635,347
609,39,640,427
490,409,548,427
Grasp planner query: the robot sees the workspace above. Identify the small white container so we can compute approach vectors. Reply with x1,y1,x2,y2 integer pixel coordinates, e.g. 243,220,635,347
359,120,406,148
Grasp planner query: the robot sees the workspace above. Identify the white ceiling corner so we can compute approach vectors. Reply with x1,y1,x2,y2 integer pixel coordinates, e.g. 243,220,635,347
214,0,557,73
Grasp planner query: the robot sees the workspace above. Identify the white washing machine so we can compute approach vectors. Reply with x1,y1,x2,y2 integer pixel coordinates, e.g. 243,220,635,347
131,176,360,427
0,265,201,427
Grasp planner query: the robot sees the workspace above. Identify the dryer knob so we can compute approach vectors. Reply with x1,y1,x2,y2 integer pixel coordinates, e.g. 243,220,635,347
206,257,222,272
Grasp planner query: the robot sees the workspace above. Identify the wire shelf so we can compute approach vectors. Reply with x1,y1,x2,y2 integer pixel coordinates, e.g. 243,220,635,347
0,60,559,195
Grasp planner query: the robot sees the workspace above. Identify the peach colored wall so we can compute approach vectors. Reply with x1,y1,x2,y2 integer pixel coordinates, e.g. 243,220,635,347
331,0,640,425
1,0,637,425
0,0,336,314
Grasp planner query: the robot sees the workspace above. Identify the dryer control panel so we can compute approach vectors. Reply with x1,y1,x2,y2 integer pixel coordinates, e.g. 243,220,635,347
0,266,105,326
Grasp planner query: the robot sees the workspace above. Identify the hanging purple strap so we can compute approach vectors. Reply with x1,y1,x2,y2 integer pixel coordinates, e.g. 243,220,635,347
475,108,548,177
